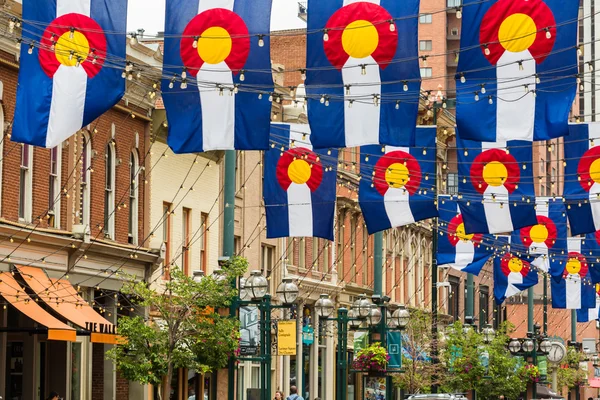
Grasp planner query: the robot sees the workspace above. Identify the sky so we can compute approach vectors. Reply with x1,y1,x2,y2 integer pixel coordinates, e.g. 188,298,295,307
127,0,306,35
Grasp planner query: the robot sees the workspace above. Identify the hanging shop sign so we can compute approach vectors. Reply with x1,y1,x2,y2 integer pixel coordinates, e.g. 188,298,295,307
277,320,297,356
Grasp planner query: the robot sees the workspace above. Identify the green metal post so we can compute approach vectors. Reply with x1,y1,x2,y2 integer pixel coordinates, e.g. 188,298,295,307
543,275,548,335
431,104,440,394
337,309,349,400
374,232,383,296
532,326,538,400
528,287,534,333
260,302,267,400
466,274,474,321
225,150,237,400
571,309,577,342
263,295,273,400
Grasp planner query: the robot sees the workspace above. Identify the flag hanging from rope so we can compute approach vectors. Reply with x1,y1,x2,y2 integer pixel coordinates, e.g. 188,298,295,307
12,0,127,148
551,238,596,310
436,196,495,275
581,231,600,284
457,136,537,234
264,123,338,240
306,0,420,149
456,0,578,142
564,123,600,235
510,197,567,277
576,285,600,323
359,126,438,235
162,0,273,153
494,247,538,305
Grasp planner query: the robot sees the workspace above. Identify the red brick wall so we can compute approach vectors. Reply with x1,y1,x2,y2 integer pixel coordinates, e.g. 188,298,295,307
0,50,147,245
271,30,307,88
92,343,104,400
116,370,130,399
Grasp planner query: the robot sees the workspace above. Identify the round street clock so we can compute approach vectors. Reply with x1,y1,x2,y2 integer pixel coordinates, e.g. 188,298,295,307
547,342,567,363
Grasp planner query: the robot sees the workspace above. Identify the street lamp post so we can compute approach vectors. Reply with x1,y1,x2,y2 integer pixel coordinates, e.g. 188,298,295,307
508,324,551,400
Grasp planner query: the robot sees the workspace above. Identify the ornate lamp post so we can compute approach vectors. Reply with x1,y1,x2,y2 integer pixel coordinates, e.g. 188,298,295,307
508,324,550,400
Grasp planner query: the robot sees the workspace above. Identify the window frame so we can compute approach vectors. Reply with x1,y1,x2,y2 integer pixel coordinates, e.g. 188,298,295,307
48,145,61,228
104,143,116,239
200,212,209,273
128,150,139,245
419,14,432,24
163,202,172,280
182,207,191,275
479,285,490,329
449,276,460,321
18,144,33,223
350,217,357,282
80,132,92,228
419,40,433,51
420,67,433,79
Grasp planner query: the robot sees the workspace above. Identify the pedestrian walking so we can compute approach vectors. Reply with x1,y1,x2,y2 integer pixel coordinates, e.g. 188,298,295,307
286,385,304,400
46,392,60,400
274,390,284,400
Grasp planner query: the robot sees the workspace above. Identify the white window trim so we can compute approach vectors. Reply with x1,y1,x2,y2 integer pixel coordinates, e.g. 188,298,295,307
81,132,92,228
19,144,33,224
49,144,62,228
104,143,116,239
129,150,139,245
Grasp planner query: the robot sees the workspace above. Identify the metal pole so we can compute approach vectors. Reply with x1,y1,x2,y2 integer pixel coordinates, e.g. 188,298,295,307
431,105,440,394
466,274,474,322
265,296,272,400
225,149,237,400
571,309,577,342
533,326,538,400
528,287,534,333
374,232,383,296
260,300,267,400
337,309,349,400
543,274,548,335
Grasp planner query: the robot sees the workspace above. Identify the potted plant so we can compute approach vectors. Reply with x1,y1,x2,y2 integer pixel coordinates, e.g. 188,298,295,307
519,364,541,383
352,342,390,376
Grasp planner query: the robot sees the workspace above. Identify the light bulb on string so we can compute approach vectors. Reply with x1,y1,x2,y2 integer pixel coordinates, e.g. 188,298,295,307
192,36,199,49
589,62,594,72
258,35,265,47
480,84,486,94
300,69,306,81
361,64,367,75
460,73,466,84
389,20,396,31
28,43,34,55
320,95,325,104
474,92,479,102
456,7,462,18
69,27,75,39
483,44,490,56
395,101,400,110
545,28,551,39
518,61,524,71
323,29,329,42
403,81,409,92
536,74,541,84
130,34,138,46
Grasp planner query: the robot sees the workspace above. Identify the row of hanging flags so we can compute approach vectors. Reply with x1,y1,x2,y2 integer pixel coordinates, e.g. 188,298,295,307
10,0,600,317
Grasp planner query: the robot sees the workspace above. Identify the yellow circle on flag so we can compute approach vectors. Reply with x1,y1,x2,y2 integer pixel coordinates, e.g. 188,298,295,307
55,31,90,67
498,13,537,53
198,26,232,64
529,224,549,243
508,257,523,273
386,163,409,188
566,258,582,275
288,159,312,184
342,20,379,59
456,223,474,242
482,161,508,187
590,159,600,183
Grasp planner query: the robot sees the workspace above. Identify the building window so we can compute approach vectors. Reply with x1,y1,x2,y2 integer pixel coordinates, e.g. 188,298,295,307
447,173,459,195
163,202,172,279
182,208,191,275
128,151,139,245
419,40,433,51
448,0,462,7
48,145,61,228
299,238,306,269
479,285,490,328
18,144,33,223
104,143,116,239
234,236,241,254
362,224,368,284
419,14,432,24
235,153,243,192
323,239,329,273
80,132,91,228
448,276,460,321
261,245,274,277
540,158,545,172
420,68,433,78
337,211,345,268
200,213,208,272
350,218,357,282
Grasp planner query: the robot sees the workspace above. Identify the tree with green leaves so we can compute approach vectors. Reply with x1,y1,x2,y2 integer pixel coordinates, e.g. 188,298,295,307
556,346,588,396
106,257,247,400
440,321,528,400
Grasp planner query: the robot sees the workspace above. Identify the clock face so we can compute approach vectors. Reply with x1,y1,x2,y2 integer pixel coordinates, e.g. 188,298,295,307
548,342,566,363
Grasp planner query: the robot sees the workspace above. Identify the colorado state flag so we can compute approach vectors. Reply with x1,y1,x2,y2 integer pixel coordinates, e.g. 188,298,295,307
581,231,600,284
264,123,338,240
162,0,273,153
510,197,567,277
359,126,437,235
564,123,600,235
494,249,538,304
456,0,578,142
551,238,596,310
12,0,127,148
576,285,600,322
306,0,420,149
437,196,494,275
457,136,537,234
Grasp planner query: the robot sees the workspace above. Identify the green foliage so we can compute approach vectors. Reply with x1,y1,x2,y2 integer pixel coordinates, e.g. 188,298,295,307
106,256,247,398
352,342,389,371
440,322,528,400
556,347,588,394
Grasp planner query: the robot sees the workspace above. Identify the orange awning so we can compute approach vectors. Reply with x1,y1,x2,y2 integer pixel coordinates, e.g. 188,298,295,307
18,266,120,344
0,272,76,341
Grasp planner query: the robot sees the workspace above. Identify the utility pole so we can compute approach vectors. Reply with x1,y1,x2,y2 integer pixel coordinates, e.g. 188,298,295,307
225,150,237,400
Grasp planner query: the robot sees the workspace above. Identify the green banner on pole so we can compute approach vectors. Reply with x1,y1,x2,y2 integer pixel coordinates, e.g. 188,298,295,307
387,331,402,370
354,332,368,360
538,356,548,377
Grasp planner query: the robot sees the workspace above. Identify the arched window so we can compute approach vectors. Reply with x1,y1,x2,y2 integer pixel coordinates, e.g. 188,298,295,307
104,143,116,238
128,150,139,245
80,132,92,228
48,144,62,228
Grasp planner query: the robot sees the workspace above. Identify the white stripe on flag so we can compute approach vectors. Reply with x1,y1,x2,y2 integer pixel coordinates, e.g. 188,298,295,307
568,237,582,253
483,187,513,233
288,183,313,237
566,274,582,309
344,0,380,5
588,123,600,146
197,0,235,150
506,272,523,298
451,240,475,271
288,124,312,150
384,188,414,228
529,197,550,270
46,0,92,148
496,50,536,142
343,58,380,147
588,183,600,231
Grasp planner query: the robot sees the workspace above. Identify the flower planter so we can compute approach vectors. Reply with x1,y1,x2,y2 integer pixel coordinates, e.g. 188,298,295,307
367,370,387,377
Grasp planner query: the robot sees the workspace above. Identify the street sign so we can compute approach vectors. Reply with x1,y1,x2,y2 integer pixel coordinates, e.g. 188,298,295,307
302,325,314,345
277,321,297,356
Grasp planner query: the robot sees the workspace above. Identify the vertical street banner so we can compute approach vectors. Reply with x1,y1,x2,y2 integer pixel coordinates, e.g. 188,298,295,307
353,331,368,360
162,0,273,152
564,123,600,235
437,196,495,275
12,0,127,148
551,238,596,310
457,135,537,234
277,320,297,356
387,331,402,370
359,126,438,235
239,306,259,356
306,0,420,149
264,123,338,240
456,0,578,142
510,197,567,277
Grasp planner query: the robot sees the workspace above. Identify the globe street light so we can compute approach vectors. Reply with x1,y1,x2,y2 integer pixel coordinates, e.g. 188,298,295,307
393,305,410,329
539,339,552,354
245,270,269,300
348,308,362,329
509,339,522,354
522,339,535,353
315,294,335,318
276,278,299,305
366,304,382,326
239,278,252,301
192,270,205,283
482,324,495,344
386,309,398,329
352,294,372,318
